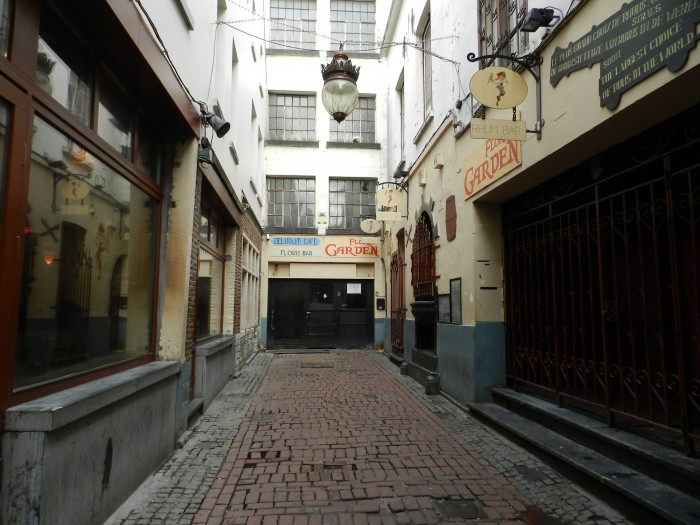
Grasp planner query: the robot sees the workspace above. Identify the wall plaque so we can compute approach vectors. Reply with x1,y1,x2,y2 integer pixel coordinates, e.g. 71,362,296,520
550,0,700,110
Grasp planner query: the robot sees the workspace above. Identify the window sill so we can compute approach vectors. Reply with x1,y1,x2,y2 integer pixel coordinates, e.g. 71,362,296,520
413,112,434,144
196,335,235,358
5,361,180,432
265,140,320,148
266,48,319,57
327,141,381,150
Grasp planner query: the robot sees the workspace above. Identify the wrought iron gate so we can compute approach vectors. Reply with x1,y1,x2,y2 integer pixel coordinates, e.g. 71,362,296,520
390,250,405,355
503,106,700,454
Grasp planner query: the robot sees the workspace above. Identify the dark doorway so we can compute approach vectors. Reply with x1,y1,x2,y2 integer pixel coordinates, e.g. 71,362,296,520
268,279,374,349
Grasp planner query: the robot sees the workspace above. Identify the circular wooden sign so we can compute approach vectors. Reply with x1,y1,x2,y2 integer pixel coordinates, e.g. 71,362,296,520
360,218,382,234
376,187,403,207
470,67,528,109
59,178,91,200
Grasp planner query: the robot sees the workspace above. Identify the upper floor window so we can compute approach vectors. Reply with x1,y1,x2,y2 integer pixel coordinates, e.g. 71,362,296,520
329,178,376,232
269,93,316,141
479,0,527,65
270,0,316,49
36,2,159,179
329,96,375,143
266,177,316,230
330,0,375,52
421,18,432,118
37,4,92,125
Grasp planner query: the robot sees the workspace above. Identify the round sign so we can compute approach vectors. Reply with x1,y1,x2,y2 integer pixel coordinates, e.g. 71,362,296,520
376,187,403,207
59,178,91,200
360,218,382,234
469,67,528,109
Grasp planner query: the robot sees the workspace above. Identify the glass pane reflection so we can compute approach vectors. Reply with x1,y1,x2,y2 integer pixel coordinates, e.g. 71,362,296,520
15,116,157,389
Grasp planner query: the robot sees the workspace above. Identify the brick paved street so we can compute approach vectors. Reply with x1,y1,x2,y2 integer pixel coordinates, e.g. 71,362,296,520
105,351,633,524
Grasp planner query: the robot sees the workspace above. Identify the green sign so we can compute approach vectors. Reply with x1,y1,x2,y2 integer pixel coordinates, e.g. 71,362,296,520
550,0,700,109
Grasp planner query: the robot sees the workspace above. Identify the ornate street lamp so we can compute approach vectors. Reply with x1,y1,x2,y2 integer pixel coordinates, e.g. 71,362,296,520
321,44,360,123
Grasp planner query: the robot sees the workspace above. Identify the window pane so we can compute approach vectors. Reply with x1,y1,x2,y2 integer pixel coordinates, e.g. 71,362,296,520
196,247,223,339
135,114,159,181
0,0,12,58
37,5,92,125
15,116,157,389
98,71,133,160
0,102,8,230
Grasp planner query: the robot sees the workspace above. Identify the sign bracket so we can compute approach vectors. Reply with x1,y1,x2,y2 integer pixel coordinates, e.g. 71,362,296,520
467,53,544,140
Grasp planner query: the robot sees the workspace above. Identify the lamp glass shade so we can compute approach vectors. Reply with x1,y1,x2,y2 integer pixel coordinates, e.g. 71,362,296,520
321,79,359,123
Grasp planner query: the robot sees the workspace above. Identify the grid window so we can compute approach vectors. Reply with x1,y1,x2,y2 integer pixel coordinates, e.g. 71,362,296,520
329,96,375,143
266,177,316,229
270,0,316,49
422,19,432,118
241,238,260,329
329,178,376,231
330,0,376,52
479,0,527,65
269,93,316,141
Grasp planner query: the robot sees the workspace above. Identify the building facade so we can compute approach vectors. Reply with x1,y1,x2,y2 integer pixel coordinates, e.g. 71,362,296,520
380,0,700,454
260,0,391,351
0,1,264,524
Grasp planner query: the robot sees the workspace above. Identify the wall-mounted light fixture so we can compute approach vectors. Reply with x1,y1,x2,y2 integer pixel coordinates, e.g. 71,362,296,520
199,103,231,138
321,44,360,123
241,194,250,212
520,8,558,32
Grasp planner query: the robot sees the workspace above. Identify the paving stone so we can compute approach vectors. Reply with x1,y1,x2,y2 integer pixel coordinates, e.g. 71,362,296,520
104,351,634,525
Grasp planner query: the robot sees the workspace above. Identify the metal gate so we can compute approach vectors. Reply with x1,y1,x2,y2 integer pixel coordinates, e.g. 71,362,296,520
390,250,406,355
503,106,700,454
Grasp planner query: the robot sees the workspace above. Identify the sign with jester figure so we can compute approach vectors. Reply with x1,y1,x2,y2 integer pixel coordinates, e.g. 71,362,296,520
469,67,529,141
470,67,528,109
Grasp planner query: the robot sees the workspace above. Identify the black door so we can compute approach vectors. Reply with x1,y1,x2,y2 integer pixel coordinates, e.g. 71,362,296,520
268,280,305,347
268,279,373,349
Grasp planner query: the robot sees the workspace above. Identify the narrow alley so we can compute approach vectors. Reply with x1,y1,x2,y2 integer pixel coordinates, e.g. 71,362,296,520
106,351,631,525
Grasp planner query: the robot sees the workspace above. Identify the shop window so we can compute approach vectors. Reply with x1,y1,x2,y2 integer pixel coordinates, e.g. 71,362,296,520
14,116,157,390
270,0,316,49
197,203,225,340
268,93,316,141
329,96,375,143
37,4,92,125
329,178,376,232
330,0,375,52
196,246,224,339
266,177,316,230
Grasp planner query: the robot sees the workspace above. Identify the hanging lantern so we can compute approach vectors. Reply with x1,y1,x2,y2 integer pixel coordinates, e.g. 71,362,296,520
321,44,360,123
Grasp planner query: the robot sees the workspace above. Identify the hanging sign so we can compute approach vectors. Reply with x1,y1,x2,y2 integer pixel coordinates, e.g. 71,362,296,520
59,179,91,200
470,118,527,141
360,218,382,234
470,67,528,109
376,187,404,207
550,0,700,110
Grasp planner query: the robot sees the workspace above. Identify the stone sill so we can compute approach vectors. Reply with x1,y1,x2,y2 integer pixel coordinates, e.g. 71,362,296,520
196,336,235,358
5,361,180,432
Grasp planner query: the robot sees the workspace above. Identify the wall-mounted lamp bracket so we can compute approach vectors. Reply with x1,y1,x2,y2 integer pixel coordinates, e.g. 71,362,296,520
467,53,545,140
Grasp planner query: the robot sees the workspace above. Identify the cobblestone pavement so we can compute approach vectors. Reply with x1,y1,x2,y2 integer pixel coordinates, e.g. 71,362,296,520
105,350,633,525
